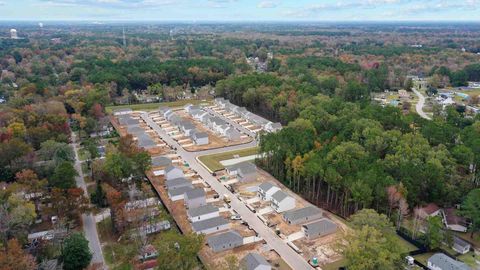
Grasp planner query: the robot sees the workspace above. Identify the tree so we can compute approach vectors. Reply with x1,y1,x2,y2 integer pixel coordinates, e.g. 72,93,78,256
48,188,90,225
90,182,107,208
0,194,36,247
460,189,480,237
424,216,444,250
0,238,36,270
38,140,75,164
49,161,78,189
154,231,204,270
61,233,92,270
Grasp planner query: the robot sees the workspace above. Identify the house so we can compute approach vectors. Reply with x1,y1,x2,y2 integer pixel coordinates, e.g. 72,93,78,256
209,116,227,131
159,106,172,118
179,120,196,136
226,162,257,182
167,185,193,201
184,104,201,113
214,97,225,106
398,89,410,98
127,125,144,135
187,204,219,222
139,221,171,235
427,253,471,270
113,108,132,116
283,206,323,225
119,116,140,127
302,218,337,240
191,109,206,119
151,156,172,168
207,230,244,252
137,134,156,149
165,166,184,180
416,203,441,220
191,131,209,145
138,244,158,261
200,113,211,124
184,188,206,209
166,177,192,190
125,198,161,210
452,236,471,255
443,208,468,232
240,253,271,270
271,190,296,213
258,182,280,201
225,127,241,141
264,122,282,133
191,216,230,235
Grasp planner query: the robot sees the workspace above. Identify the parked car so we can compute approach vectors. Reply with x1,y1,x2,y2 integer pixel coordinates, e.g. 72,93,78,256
230,214,241,220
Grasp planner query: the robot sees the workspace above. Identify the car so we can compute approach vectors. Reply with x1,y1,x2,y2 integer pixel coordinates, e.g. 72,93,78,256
213,194,219,199
212,172,217,176
230,214,241,220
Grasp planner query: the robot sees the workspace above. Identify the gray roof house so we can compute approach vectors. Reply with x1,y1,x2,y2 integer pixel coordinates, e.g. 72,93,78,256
191,131,209,145
165,166,184,180
283,206,323,225
240,253,271,270
127,125,144,135
119,116,140,126
226,162,257,182
225,127,242,141
207,230,244,252
427,253,471,270
187,204,219,222
302,218,337,240
166,177,192,190
179,120,196,136
113,108,132,116
200,113,211,124
258,182,281,201
264,122,282,133
167,185,193,201
137,134,156,149
271,190,296,213
191,216,230,235
151,156,172,167
452,236,471,255
184,188,207,209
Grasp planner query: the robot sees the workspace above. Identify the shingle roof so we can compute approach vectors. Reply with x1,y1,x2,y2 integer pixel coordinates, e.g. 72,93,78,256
241,253,271,270
151,156,172,167
428,253,471,270
210,116,226,126
127,125,144,134
137,134,156,148
271,190,289,202
444,208,468,226
188,205,219,218
207,230,243,249
258,182,276,192
168,185,193,197
283,206,322,222
185,188,206,200
166,177,191,190
302,218,337,236
165,166,181,174
228,162,256,174
191,216,229,232
453,236,471,249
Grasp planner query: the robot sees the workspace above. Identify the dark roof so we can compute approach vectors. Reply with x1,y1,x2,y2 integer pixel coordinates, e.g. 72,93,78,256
227,162,256,174
188,205,219,218
241,253,271,270
420,203,440,215
192,216,229,232
302,218,337,236
207,230,243,249
283,206,322,222
166,177,191,190
185,188,206,200
453,236,471,249
165,166,182,174
428,253,470,270
444,208,468,226
167,185,193,197
192,131,208,139
271,190,290,202
151,156,172,167
258,182,277,192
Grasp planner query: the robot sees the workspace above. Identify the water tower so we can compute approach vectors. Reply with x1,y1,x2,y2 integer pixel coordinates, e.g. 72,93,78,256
10,29,18,39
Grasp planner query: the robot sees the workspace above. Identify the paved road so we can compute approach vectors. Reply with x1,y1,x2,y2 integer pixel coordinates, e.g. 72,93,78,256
203,107,256,138
141,113,314,270
71,133,106,268
412,88,432,120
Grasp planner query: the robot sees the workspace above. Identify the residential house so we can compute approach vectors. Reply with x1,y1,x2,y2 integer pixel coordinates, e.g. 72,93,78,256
184,188,207,209
127,125,144,135
187,205,219,222
151,156,172,168
191,216,230,235
209,116,227,131
165,166,184,180
191,131,209,145
427,253,471,270
264,122,282,133
138,244,158,262
452,236,471,255
258,182,280,201
191,109,206,120
282,206,323,225
137,134,156,149
302,218,337,240
119,116,140,127
226,162,257,182
179,120,196,136
166,177,192,190
443,208,468,232
240,253,271,270
167,185,193,201
271,190,296,213
139,221,171,235
225,127,242,141
207,230,244,252
200,113,211,124
416,203,441,220
159,106,172,118
113,108,132,116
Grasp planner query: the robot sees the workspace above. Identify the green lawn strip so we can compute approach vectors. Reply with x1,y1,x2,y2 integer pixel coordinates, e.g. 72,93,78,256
198,147,259,171
414,252,436,265
106,99,212,114
323,258,346,270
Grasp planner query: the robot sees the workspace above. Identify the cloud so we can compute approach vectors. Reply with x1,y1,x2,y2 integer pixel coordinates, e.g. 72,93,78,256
0,1,5,5
39,0,177,9
257,1,279,8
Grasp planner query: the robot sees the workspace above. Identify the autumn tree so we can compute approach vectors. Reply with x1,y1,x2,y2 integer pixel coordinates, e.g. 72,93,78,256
61,233,92,270
0,238,37,270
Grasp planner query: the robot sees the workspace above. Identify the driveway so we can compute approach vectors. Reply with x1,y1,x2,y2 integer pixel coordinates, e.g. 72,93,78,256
412,88,432,120
71,133,106,269
141,113,315,270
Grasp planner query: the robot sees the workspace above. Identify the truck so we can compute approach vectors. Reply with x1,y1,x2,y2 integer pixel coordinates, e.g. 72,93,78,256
223,194,231,203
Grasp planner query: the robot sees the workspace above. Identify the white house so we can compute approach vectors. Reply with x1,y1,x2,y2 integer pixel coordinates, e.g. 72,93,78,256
225,127,241,141
167,185,193,201
258,182,280,201
241,253,271,270
191,216,230,235
452,236,471,255
113,108,132,116
427,253,470,270
187,205,219,222
271,190,296,213
443,208,468,232
184,188,206,209
165,166,184,180
191,131,209,145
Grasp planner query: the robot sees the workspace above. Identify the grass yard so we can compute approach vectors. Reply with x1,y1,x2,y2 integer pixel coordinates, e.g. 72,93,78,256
323,258,346,270
396,235,419,253
78,148,90,161
198,147,259,171
106,99,212,113
458,252,480,268
414,252,436,265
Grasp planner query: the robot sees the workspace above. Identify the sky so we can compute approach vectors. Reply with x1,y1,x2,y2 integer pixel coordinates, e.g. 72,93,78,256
0,0,479,21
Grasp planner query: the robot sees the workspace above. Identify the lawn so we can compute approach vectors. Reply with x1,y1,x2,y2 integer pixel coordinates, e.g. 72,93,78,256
105,99,212,114
414,252,435,265
197,147,259,171
78,148,90,161
323,258,346,270
396,235,419,253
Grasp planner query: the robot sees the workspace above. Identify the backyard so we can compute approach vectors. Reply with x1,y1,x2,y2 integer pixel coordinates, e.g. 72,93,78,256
106,99,212,113
198,147,259,171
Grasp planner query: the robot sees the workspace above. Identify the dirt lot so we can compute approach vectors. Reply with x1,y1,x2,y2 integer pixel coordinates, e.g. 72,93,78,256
293,231,344,268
